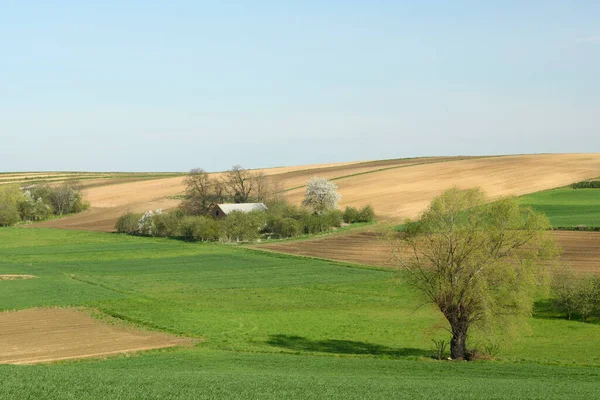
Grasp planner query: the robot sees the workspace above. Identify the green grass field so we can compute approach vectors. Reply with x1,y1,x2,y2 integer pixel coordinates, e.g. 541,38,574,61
518,188,600,228
0,228,599,399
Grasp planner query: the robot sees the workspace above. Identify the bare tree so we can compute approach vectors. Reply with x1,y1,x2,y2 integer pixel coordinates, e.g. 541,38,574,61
224,165,254,203
184,168,212,199
182,168,229,215
212,179,228,204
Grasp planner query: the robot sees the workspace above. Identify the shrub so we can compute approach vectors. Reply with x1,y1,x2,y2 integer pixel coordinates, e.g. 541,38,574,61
325,209,343,227
571,180,600,189
153,212,183,238
180,216,219,242
0,204,20,226
342,205,375,223
553,268,600,322
180,217,199,241
0,185,25,226
220,211,264,242
357,205,375,222
266,216,302,238
115,212,142,234
72,197,90,214
29,185,54,204
343,206,359,223
278,217,302,237
574,275,600,322
301,214,330,234
552,267,578,320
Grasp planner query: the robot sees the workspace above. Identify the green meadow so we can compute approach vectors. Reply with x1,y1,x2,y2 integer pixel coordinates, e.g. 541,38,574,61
0,228,599,399
518,188,600,228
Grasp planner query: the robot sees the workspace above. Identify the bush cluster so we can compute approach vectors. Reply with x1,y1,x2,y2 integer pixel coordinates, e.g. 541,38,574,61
263,200,344,238
553,269,600,322
0,183,89,227
116,200,374,242
115,209,266,243
343,205,375,223
571,181,600,189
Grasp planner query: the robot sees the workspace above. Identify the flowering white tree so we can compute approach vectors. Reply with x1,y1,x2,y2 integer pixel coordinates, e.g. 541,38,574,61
138,209,162,236
302,177,341,212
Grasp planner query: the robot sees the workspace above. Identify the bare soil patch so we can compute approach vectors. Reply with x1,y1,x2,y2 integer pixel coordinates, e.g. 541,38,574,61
0,308,190,364
261,230,600,274
0,274,37,281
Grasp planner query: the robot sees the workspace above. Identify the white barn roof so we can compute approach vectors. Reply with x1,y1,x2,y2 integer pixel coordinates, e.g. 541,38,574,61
217,203,268,215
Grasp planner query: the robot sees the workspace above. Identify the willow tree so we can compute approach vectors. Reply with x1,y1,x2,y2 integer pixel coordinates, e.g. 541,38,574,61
393,187,558,360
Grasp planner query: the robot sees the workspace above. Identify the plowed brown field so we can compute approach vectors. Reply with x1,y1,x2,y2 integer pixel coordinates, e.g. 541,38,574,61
0,308,190,364
260,230,600,274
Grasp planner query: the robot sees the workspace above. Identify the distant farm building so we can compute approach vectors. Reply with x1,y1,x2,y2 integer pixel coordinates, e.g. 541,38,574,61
209,203,268,219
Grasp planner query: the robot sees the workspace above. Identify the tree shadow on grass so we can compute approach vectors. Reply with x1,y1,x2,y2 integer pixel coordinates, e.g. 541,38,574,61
267,334,431,358
533,299,567,320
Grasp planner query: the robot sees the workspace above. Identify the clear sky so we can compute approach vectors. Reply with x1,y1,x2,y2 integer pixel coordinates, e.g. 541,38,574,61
1,1,599,172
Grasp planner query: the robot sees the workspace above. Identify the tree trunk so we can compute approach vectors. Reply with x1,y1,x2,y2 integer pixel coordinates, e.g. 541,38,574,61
450,320,469,360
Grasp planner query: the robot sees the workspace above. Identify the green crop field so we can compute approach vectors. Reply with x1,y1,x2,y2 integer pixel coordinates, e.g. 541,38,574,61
0,228,599,399
518,188,600,228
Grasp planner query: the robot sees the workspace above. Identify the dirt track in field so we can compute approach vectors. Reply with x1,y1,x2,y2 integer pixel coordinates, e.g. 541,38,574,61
284,154,600,220
260,230,600,274
0,308,190,365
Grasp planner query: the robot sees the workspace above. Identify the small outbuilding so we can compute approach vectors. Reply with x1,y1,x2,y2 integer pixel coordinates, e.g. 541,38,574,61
209,203,268,219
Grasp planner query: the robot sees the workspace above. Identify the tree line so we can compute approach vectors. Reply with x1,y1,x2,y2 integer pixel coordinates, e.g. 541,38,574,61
115,167,375,242
0,182,89,226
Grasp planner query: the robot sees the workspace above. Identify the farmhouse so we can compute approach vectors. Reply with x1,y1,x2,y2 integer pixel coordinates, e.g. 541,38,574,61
209,203,268,219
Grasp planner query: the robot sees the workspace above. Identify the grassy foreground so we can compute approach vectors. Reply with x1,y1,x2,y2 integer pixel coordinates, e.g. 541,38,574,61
0,228,599,399
518,188,600,228
2,350,600,400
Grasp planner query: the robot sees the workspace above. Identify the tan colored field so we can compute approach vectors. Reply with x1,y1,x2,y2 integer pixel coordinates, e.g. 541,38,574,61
31,161,366,231
0,172,185,188
27,153,600,231
283,154,600,220
259,230,600,274
270,156,477,190
0,308,190,364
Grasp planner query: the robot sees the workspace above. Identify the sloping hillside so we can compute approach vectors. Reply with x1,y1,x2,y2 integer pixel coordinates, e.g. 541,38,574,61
30,153,600,231
283,154,600,221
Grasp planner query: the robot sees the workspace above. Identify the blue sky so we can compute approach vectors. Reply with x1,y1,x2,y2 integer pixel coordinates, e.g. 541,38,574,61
1,1,599,171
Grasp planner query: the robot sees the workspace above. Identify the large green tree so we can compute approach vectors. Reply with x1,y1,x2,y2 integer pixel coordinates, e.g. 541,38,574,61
393,187,558,360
